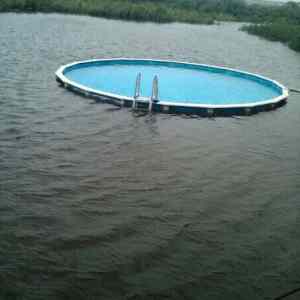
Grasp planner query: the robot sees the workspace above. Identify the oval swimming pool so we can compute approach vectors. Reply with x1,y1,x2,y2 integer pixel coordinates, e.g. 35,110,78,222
56,59,288,116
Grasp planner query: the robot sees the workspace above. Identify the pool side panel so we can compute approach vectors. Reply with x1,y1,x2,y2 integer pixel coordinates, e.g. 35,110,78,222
153,98,287,116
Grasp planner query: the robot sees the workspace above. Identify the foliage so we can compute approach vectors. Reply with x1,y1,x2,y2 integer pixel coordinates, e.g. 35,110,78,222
1,0,300,52
0,0,216,24
242,23,300,51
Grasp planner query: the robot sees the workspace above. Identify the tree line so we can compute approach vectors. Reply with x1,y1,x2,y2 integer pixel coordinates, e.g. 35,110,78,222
1,0,300,52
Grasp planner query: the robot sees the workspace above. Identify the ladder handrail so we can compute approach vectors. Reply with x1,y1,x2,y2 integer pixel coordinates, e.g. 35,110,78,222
133,72,141,109
149,75,159,112
151,75,159,102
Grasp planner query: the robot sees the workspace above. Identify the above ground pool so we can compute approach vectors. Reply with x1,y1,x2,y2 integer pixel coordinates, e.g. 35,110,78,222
56,59,288,116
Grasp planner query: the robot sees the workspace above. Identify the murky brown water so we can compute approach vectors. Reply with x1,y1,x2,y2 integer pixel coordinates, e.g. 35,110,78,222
1,13,300,300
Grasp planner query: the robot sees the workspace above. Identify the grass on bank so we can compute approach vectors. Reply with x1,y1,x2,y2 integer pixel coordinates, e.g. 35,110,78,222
1,0,300,52
242,23,300,52
0,0,216,24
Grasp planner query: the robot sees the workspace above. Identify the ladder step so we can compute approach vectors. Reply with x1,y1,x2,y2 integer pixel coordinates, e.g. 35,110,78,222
135,96,150,102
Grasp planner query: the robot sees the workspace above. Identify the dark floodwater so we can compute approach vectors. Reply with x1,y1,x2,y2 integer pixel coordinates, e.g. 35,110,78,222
0,13,300,300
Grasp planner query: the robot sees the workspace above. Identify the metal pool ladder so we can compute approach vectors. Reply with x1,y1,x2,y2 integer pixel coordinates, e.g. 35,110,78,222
132,73,159,112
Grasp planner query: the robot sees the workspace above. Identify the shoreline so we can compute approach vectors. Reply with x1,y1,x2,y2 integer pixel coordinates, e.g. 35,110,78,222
1,1,300,53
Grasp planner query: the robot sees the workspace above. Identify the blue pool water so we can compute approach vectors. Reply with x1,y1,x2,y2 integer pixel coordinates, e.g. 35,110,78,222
64,61,282,105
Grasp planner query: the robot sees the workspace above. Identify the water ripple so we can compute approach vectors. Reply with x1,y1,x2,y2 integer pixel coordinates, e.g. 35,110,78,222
0,13,300,300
